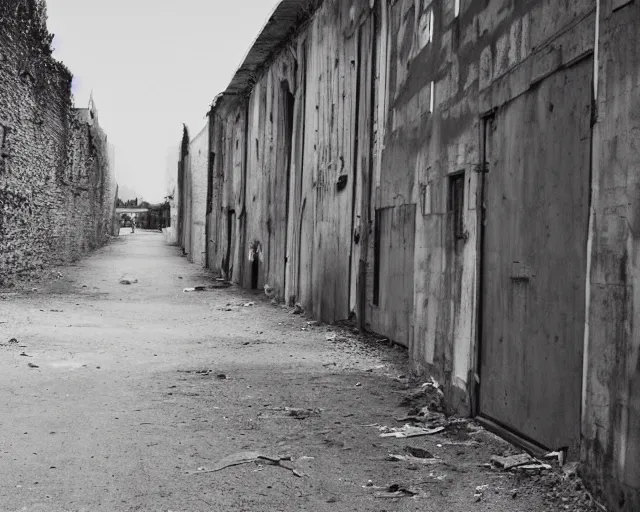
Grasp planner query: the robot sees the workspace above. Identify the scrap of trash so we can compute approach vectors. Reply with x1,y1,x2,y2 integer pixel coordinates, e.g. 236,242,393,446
177,369,228,379
378,424,445,438
490,453,552,471
363,481,420,499
188,451,302,477
387,446,441,464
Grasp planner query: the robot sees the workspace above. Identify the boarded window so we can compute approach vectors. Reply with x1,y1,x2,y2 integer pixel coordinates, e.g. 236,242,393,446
449,172,465,239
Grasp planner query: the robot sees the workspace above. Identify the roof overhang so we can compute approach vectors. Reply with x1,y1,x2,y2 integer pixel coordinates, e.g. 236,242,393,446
219,0,320,100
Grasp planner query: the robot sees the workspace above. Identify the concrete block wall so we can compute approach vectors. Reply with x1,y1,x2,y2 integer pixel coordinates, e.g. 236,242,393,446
0,0,116,286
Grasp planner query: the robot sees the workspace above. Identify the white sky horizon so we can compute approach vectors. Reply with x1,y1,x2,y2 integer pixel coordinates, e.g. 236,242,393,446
46,0,279,203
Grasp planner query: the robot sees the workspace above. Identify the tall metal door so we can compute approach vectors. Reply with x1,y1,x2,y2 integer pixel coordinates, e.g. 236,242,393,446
479,58,593,456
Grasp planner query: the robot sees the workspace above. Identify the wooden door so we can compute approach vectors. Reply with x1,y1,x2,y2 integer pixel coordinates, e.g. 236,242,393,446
479,58,592,455
374,204,416,347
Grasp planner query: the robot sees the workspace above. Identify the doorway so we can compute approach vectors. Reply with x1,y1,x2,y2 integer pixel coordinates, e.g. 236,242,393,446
478,58,593,457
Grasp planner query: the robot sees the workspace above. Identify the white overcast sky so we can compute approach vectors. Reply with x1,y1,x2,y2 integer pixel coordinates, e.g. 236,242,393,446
46,0,279,202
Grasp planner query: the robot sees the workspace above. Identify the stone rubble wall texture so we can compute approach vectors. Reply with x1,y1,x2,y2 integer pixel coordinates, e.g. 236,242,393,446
0,0,116,286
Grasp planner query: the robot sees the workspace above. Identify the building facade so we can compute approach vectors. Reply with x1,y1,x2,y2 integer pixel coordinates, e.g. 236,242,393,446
174,1,640,508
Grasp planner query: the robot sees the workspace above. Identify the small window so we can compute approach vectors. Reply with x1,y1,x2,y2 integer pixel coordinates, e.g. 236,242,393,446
449,172,465,239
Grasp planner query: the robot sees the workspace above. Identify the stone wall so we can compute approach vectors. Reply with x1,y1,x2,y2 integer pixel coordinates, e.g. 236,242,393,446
0,0,116,286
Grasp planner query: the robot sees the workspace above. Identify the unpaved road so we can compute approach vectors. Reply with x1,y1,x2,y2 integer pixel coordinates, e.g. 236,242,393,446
0,232,594,511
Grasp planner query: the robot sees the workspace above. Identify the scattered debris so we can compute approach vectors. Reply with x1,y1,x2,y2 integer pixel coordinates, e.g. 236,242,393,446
378,424,445,438
545,450,567,467
27,362,39,368
404,446,434,459
513,462,552,471
355,382,362,387
243,302,256,307
216,373,227,380
292,303,303,315
119,278,138,285
183,286,207,292
286,407,321,419
264,284,275,298
396,406,447,426
387,453,440,464
491,453,535,469
260,407,321,420
370,484,419,499
8,338,18,344
491,453,551,472
562,461,579,480
189,451,302,477
400,377,445,412
19,352,31,357
490,453,535,469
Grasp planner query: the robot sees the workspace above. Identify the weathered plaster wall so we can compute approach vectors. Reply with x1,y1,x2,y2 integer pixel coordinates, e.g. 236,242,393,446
208,101,247,283
177,126,189,254
188,123,208,267
0,1,116,286
242,50,298,298
379,0,596,412
582,1,640,509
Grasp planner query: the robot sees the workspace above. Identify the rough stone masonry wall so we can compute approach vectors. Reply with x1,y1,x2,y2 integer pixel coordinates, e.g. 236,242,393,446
0,0,116,286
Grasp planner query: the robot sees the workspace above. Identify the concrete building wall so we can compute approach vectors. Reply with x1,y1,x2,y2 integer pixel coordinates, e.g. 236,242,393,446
207,100,247,283
582,1,640,510
200,0,638,507
188,123,208,267
0,0,116,286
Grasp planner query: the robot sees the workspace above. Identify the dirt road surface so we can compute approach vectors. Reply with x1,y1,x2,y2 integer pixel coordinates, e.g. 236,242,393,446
0,232,597,511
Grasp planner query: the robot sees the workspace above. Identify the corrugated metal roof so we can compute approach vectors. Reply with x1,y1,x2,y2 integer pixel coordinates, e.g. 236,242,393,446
221,0,319,97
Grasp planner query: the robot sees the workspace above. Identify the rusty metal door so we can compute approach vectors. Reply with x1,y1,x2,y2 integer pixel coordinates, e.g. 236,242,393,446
479,58,592,455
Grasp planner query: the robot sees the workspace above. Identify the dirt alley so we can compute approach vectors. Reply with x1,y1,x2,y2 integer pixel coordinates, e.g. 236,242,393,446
0,232,599,511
